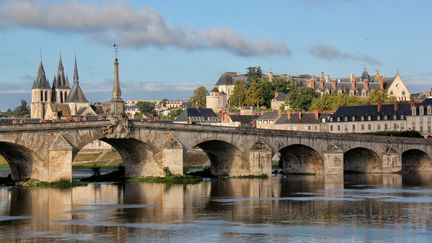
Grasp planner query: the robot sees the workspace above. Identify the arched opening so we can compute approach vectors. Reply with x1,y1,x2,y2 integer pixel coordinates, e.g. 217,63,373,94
184,147,210,174
193,140,245,176
74,138,156,178
344,147,382,173
278,145,323,174
72,140,122,178
0,142,40,182
402,149,432,173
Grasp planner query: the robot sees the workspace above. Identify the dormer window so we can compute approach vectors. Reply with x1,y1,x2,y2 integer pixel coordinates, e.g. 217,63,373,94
377,116,381,121
368,116,371,121
428,106,432,115
352,116,355,121
412,106,417,116
361,116,364,121
393,115,397,120
384,115,387,120
337,117,340,122
344,117,348,122
419,106,424,116
401,115,405,119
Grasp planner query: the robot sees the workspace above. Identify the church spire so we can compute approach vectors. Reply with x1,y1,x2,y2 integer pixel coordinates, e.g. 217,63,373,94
73,53,79,83
32,61,50,89
111,44,124,116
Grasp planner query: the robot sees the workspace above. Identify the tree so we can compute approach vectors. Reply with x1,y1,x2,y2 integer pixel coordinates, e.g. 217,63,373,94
134,112,144,119
310,94,365,112
368,89,396,104
245,80,263,107
136,101,157,116
257,79,274,108
190,86,207,108
230,80,248,107
168,108,183,120
287,86,316,111
246,66,263,83
12,99,30,118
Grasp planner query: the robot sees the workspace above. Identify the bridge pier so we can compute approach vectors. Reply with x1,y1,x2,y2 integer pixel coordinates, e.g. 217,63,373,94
382,153,401,173
161,136,184,175
45,135,73,182
323,152,344,175
248,141,272,176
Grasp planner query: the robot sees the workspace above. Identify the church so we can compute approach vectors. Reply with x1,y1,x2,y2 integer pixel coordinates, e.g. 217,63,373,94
31,55,97,120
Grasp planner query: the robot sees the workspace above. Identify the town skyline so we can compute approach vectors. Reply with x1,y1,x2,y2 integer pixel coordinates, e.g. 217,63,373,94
1,0,432,109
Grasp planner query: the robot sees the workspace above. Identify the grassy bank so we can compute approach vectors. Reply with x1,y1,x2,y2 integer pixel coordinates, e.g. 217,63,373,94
16,179,87,188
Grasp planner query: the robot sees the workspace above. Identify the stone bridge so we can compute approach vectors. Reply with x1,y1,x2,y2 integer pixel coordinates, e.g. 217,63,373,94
1,119,431,182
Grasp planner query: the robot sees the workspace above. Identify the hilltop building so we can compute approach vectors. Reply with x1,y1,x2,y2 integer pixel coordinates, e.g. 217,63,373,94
31,55,97,120
206,87,227,113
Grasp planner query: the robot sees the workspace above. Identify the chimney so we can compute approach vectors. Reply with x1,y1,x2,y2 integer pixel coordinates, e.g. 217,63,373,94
377,103,382,113
350,74,356,91
331,79,337,90
314,110,319,120
379,76,384,89
298,111,302,120
363,78,369,91
394,102,399,112
310,79,315,89
319,79,324,90
287,111,292,120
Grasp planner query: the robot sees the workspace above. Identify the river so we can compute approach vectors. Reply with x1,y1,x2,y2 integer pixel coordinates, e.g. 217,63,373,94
0,171,431,242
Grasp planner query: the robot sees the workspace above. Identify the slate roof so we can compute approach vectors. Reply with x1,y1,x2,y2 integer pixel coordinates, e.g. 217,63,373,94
32,62,51,89
421,98,432,106
256,111,279,121
276,113,328,124
229,115,259,125
273,92,288,102
67,57,88,103
215,72,246,86
175,108,219,123
330,103,410,122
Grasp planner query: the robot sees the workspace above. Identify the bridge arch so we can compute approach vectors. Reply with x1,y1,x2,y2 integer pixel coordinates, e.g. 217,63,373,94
74,137,159,177
344,147,382,173
193,140,246,176
0,141,41,181
402,149,432,173
278,144,323,174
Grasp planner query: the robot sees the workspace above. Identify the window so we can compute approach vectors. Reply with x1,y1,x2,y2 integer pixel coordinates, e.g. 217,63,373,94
384,115,387,120
352,124,356,131
401,115,404,119
428,106,432,115
307,126,311,131
330,125,333,131
352,116,356,121
401,123,404,130
368,116,372,121
393,115,397,120
394,123,397,130
368,124,372,130
377,116,381,121
377,124,381,130
344,117,348,121
412,106,417,116
428,126,431,133
419,106,424,116
361,124,364,130
420,126,423,132
385,124,388,130
337,117,340,122
361,116,364,121
338,125,341,131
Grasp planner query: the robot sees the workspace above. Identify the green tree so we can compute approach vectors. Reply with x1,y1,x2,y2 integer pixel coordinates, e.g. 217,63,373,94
257,79,274,108
136,101,157,116
287,86,316,111
12,99,30,118
245,80,263,107
168,108,183,120
134,112,144,119
229,80,248,107
368,89,396,104
190,86,207,108
246,66,263,83
310,94,365,112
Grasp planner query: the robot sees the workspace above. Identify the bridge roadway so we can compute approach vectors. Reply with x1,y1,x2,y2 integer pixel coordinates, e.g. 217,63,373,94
0,119,431,182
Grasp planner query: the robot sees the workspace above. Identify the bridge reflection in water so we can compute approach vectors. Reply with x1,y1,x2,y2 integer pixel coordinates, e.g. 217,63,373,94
1,174,432,241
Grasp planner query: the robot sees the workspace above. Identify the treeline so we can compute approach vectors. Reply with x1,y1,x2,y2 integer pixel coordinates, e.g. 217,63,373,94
0,100,30,118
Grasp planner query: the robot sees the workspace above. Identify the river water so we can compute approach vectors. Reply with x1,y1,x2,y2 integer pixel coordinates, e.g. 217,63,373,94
0,171,431,242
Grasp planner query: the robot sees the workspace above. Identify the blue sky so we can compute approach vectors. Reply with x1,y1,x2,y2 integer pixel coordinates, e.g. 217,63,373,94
0,0,431,109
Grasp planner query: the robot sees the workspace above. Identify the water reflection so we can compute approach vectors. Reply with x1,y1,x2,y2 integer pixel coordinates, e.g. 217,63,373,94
0,174,431,241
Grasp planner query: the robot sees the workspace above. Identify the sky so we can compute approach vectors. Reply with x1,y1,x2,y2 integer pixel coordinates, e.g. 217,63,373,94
0,0,431,110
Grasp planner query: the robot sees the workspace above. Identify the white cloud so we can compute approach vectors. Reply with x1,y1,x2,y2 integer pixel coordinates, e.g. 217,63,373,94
0,0,291,57
310,44,381,65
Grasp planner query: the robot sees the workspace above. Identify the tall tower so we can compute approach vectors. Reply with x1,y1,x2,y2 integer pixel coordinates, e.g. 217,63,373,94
111,45,124,116
31,61,52,119
52,53,71,103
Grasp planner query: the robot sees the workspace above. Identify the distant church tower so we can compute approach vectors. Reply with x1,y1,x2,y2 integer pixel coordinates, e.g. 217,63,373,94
111,45,124,116
52,54,70,103
67,55,91,116
31,61,52,119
